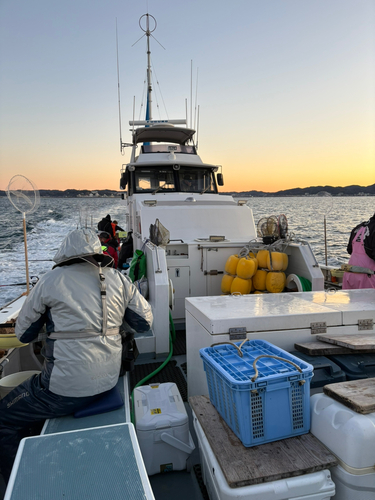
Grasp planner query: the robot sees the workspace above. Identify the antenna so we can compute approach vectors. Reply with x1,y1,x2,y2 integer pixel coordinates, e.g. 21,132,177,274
190,60,193,128
116,19,138,154
194,67,199,131
132,14,165,123
116,19,124,153
196,105,200,150
132,96,136,135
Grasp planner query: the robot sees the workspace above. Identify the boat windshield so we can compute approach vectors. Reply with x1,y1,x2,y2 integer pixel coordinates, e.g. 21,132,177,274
178,168,216,194
132,166,217,194
141,144,196,154
134,167,176,193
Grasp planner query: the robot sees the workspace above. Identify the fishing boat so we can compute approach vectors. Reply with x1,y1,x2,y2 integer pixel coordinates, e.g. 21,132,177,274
1,13,375,500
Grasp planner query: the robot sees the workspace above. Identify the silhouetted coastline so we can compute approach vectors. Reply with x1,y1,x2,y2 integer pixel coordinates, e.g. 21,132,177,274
0,184,374,198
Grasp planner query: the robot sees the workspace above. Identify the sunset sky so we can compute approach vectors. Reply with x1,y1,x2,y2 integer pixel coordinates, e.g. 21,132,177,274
0,0,374,193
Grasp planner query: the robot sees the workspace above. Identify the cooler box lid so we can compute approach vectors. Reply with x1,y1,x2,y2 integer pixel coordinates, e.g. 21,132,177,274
134,382,188,432
290,350,346,388
185,293,341,335
298,289,375,325
327,353,375,380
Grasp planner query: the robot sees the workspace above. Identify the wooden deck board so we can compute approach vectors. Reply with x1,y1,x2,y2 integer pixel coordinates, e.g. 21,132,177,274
323,378,375,414
294,341,355,355
316,334,375,350
189,395,337,488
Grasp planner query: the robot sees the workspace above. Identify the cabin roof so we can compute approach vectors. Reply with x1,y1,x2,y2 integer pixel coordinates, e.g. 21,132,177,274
133,125,195,145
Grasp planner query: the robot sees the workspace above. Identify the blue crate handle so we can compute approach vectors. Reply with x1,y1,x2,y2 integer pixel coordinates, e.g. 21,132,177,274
251,355,304,383
210,339,254,358
210,341,244,357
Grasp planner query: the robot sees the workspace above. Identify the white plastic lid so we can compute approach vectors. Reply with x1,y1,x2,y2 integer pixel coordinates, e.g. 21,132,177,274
134,382,187,431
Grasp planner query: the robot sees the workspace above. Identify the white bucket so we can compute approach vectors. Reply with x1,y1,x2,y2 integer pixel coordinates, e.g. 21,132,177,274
0,370,41,399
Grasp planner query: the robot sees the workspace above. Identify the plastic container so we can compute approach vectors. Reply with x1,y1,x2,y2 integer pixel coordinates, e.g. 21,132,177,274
134,382,195,475
193,413,336,500
330,269,345,284
0,370,41,399
327,354,375,380
200,340,313,447
311,393,375,500
290,351,346,394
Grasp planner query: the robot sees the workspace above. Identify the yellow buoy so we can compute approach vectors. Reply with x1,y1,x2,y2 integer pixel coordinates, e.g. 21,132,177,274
231,277,252,295
266,271,286,293
253,269,268,290
282,253,288,271
256,249,269,269
237,257,258,279
221,274,235,294
267,252,286,271
224,254,240,275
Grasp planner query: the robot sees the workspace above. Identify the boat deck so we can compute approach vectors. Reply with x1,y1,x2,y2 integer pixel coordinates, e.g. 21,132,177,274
0,336,208,500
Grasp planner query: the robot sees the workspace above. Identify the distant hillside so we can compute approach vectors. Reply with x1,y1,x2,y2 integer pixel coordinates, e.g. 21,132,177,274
221,184,375,197
0,184,374,198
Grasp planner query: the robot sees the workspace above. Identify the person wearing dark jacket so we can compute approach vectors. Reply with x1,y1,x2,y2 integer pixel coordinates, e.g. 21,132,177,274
118,231,134,270
342,212,375,289
0,228,152,484
98,214,114,238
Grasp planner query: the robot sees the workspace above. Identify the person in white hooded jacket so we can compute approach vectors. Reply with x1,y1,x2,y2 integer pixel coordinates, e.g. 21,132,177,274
0,228,153,484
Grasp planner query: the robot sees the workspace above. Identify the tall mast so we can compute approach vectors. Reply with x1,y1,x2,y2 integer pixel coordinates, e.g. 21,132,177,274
139,14,157,122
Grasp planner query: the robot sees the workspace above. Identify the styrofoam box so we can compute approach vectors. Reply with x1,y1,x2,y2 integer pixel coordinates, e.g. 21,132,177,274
193,412,335,500
311,393,375,500
134,382,195,476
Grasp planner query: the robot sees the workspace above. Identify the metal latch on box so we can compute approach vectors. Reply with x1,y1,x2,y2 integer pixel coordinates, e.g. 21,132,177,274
311,322,327,335
229,327,247,341
358,319,373,331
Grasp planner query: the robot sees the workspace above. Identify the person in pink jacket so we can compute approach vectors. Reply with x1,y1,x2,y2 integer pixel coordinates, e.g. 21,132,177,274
342,213,375,289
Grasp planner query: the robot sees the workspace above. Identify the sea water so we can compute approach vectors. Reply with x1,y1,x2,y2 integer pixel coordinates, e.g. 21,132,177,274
0,195,373,305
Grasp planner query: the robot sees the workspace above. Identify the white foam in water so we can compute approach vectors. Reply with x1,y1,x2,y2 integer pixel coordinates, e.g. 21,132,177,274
0,197,125,305
1,195,373,306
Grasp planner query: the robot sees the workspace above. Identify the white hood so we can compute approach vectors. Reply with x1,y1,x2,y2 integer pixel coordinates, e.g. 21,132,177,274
53,228,103,266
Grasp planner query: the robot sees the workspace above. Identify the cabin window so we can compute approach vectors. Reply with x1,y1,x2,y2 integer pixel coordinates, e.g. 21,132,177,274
134,168,176,193
178,168,216,194
142,144,196,154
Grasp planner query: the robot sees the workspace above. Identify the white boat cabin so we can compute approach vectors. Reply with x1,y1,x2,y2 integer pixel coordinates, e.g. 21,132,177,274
119,121,325,357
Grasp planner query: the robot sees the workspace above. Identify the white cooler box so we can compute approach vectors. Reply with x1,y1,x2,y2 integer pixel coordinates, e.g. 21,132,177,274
185,290,375,398
193,413,335,500
134,382,195,476
311,393,375,500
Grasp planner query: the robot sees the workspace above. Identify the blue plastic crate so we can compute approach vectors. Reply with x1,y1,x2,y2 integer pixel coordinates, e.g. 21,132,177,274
200,339,314,447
